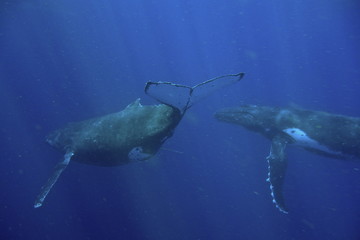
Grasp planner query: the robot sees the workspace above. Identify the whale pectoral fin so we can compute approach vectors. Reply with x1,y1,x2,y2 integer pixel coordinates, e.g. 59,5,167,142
266,135,289,213
34,151,74,208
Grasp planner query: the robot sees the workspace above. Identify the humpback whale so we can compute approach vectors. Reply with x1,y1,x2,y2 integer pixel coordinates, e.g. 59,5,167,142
215,104,360,213
34,73,245,208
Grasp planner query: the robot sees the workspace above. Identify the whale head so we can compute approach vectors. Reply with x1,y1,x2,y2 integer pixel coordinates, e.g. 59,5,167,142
215,105,280,138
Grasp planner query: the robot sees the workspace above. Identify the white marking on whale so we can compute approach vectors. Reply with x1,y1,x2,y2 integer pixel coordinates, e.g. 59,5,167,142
128,146,153,162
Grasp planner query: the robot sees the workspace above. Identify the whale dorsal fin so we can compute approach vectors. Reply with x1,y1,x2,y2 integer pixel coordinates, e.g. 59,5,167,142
125,98,142,110
145,73,244,115
266,135,289,214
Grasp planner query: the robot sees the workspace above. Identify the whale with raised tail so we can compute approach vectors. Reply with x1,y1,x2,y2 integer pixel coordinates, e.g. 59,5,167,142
34,73,245,208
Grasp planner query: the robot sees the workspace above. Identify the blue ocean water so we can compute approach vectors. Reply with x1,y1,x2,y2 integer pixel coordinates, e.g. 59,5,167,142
1,0,360,239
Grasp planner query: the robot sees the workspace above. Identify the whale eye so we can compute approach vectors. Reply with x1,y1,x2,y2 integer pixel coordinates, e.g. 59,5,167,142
291,130,295,134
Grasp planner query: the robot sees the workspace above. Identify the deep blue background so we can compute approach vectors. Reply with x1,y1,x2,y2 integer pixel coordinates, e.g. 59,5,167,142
1,0,360,239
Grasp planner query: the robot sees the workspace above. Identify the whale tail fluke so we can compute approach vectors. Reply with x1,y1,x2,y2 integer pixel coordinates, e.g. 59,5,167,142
145,73,245,115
